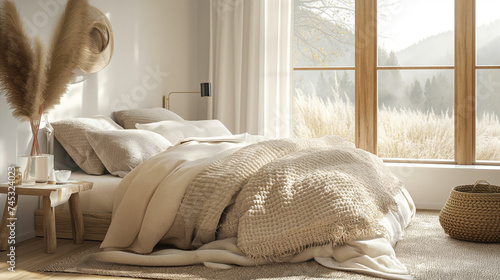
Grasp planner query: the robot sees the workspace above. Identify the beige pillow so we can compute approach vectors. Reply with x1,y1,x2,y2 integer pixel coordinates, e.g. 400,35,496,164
113,107,184,129
136,120,232,144
52,116,123,175
86,130,172,177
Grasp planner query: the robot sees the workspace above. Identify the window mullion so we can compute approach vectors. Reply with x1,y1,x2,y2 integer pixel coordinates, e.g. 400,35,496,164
455,0,476,164
355,0,377,154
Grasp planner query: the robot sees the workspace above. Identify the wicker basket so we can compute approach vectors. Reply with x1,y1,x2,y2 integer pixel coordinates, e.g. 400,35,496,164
439,180,500,243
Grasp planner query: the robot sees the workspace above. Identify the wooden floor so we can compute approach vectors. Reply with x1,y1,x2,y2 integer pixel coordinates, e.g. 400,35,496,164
0,237,135,279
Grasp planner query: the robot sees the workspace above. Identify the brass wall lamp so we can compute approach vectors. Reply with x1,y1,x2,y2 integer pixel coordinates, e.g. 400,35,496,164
163,82,212,110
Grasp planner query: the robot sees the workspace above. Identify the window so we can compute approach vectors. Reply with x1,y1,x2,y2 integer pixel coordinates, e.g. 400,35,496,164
292,0,500,165
377,0,454,160
475,0,500,162
293,0,355,142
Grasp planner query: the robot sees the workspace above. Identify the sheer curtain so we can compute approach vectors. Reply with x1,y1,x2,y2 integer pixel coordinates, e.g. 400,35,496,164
209,0,293,138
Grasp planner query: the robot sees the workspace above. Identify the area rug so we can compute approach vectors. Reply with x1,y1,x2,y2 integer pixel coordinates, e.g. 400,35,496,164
40,245,378,279
40,211,500,279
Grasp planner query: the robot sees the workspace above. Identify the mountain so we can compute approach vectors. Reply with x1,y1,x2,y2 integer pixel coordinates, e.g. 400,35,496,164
395,31,453,66
293,13,500,114
477,35,500,65
396,18,500,66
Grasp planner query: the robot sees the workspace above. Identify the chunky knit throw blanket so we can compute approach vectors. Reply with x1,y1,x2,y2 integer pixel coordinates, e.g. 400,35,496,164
163,136,403,259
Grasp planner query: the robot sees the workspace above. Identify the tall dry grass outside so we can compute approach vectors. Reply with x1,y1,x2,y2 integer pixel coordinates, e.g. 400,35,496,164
293,90,500,161
378,106,454,159
476,112,500,161
294,90,355,142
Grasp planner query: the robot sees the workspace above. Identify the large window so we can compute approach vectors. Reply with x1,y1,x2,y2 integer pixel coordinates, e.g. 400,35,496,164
293,0,500,165
293,0,355,142
476,0,500,163
377,0,454,160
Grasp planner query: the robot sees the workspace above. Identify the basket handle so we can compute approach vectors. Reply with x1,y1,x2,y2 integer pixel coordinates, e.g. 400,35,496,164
472,179,491,192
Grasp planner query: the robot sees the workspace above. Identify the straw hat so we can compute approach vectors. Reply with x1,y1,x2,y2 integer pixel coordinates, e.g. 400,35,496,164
80,6,114,73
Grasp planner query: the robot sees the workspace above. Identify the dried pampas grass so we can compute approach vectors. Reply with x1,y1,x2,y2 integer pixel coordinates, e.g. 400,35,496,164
24,38,46,121
0,0,91,122
44,0,90,112
0,0,35,121
0,0,91,157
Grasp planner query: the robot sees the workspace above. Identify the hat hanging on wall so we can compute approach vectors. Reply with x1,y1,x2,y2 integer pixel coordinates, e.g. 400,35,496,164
80,5,114,73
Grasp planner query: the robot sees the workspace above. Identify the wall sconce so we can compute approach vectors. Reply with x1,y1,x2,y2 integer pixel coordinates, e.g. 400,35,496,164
163,82,212,110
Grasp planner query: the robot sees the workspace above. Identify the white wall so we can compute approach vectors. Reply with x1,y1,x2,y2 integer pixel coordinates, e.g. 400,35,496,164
388,163,500,210
0,0,210,242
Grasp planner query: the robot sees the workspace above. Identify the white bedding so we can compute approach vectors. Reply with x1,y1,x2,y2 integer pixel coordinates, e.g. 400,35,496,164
57,171,122,213
97,135,416,279
96,189,414,279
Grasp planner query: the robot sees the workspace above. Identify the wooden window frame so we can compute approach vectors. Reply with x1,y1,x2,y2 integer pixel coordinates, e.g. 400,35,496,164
293,0,500,166
355,0,377,154
455,0,475,165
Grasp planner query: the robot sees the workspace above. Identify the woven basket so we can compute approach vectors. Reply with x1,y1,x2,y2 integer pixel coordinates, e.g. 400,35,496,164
439,180,500,243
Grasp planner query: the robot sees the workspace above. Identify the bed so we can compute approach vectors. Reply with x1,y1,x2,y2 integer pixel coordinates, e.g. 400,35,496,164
37,107,416,280
35,107,241,240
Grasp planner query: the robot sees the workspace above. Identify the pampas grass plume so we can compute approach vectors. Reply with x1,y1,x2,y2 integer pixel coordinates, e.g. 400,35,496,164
43,0,91,112
0,0,91,121
24,37,47,121
0,0,35,121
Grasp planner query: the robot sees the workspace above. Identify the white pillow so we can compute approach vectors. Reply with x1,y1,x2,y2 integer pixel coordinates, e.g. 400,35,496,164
86,130,172,177
136,120,232,144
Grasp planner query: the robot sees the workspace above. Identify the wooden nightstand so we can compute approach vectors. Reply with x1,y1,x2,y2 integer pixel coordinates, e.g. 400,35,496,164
0,181,93,253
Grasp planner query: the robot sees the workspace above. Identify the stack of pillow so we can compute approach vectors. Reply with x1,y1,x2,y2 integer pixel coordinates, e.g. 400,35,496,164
51,108,232,178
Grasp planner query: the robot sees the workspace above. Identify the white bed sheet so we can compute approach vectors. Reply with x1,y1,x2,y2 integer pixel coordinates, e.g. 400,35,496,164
56,171,122,213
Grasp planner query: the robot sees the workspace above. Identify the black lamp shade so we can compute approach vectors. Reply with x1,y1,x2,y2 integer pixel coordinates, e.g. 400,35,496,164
201,82,211,97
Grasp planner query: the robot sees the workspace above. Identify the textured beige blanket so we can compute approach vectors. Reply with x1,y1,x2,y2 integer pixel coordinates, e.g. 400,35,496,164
161,136,403,259
101,140,250,253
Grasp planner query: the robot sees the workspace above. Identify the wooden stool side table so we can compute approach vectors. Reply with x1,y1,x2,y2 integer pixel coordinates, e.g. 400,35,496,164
0,181,93,253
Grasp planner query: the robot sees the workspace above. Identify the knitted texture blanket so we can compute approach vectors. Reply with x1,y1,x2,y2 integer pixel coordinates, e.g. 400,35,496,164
163,136,403,259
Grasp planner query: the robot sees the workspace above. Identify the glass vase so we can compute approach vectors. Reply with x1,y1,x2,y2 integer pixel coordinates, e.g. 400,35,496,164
16,115,54,185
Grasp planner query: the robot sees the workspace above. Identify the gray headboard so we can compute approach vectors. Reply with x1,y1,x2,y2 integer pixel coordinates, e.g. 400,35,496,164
45,123,80,171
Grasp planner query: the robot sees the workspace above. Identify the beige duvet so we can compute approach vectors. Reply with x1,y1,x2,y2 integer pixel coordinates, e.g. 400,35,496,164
98,135,415,280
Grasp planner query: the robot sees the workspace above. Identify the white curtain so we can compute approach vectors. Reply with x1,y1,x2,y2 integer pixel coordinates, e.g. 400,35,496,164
209,0,293,138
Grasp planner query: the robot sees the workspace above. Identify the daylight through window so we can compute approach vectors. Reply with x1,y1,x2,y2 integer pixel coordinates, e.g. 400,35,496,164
292,0,500,164
293,0,356,143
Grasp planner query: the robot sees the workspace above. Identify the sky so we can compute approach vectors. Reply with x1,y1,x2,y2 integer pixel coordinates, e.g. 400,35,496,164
378,0,500,52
